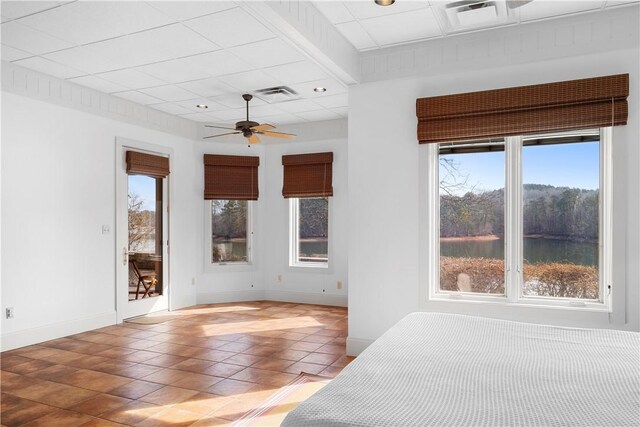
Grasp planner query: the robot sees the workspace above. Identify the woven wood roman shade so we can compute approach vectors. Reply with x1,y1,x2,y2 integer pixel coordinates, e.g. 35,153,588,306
282,152,333,198
416,74,629,144
204,154,259,200
126,151,170,178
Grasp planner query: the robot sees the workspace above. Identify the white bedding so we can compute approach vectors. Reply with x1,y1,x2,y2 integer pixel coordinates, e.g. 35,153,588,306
282,312,640,426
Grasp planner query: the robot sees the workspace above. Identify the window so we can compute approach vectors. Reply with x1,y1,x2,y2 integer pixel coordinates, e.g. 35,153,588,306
439,141,505,294
290,197,329,267
211,200,251,264
432,129,610,307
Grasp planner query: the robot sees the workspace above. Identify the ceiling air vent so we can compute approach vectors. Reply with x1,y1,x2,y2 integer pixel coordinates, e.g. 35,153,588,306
439,0,513,31
253,86,300,104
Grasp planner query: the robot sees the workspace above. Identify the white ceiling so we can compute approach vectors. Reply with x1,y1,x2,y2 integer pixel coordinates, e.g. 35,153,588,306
0,0,348,126
1,0,637,128
313,0,639,51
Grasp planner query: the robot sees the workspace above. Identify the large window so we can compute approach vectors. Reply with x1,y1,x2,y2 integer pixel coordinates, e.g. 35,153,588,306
290,197,329,267
211,200,251,264
434,129,609,307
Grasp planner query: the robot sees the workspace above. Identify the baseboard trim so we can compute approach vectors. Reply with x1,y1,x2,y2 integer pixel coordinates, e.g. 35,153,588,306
197,290,265,305
346,336,374,356
264,290,347,307
1,311,117,352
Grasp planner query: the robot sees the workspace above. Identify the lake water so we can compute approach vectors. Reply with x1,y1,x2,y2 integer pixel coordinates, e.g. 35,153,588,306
441,237,598,266
213,240,328,261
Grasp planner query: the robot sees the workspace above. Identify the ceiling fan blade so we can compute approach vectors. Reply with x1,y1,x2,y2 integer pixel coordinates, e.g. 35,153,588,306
203,132,241,139
251,124,275,131
257,130,296,139
247,134,261,144
506,0,533,9
204,125,237,131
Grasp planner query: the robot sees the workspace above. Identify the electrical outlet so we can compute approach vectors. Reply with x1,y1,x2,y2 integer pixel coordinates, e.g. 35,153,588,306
191,277,196,286
101,225,110,235
277,274,282,283
6,307,14,319
337,281,343,290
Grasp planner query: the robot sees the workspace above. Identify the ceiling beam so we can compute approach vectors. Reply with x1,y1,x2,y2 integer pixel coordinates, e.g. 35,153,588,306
239,1,360,86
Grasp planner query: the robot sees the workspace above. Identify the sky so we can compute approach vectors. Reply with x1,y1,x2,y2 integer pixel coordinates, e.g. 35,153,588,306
129,175,157,211
440,141,600,194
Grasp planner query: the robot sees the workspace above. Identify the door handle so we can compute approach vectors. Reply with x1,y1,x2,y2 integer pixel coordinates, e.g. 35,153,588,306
122,247,128,266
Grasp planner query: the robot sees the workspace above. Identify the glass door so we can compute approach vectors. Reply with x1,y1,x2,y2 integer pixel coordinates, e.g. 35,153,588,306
116,147,169,321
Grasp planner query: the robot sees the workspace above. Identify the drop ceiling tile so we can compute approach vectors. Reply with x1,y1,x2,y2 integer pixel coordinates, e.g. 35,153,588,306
520,1,604,21
1,21,74,54
137,59,212,84
96,68,167,90
359,8,441,46
312,1,355,24
217,70,279,92
17,2,174,45
171,50,253,78
313,93,348,109
258,113,305,125
177,77,235,98
149,102,193,115
262,60,329,85
148,1,237,21
48,24,218,73
113,90,163,105
605,0,640,7
296,109,342,121
276,99,323,113
212,93,267,109
335,21,378,50
344,0,428,20
0,1,62,20
230,38,305,69
289,78,347,97
174,98,228,113
211,108,246,122
14,56,85,79
1,44,32,61
184,7,275,48
139,85,198,102
68,75,128,93
332,106,349,117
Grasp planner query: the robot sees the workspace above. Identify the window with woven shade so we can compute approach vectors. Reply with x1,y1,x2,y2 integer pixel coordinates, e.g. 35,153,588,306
126,151,170,177
203,154,259,266
283,152,333,267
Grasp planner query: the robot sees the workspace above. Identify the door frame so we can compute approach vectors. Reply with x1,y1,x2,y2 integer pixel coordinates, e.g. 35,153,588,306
115,137,173,323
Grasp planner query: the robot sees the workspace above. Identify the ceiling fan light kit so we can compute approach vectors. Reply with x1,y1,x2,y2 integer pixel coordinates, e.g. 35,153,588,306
203,94,296,146
374,0,395,6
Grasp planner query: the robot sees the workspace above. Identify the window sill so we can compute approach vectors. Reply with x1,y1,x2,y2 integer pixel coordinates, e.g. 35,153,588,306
204,262,257,274
430,293,610,313
289,262,330,271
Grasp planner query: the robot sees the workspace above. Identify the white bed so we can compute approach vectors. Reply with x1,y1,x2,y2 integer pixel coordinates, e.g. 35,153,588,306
282,312,640,426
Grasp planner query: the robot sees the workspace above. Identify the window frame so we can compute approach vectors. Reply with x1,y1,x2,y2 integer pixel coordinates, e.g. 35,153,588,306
205,199,254,269
289,197,330,269
426,128,612,311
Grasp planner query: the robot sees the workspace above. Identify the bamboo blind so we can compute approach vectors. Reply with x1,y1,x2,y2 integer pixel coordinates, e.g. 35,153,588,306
282,152,334,198
204,154,259,200
126,151,170,178
416,74,629,144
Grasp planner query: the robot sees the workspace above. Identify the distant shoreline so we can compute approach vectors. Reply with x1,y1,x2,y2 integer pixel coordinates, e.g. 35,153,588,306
440,234,597,243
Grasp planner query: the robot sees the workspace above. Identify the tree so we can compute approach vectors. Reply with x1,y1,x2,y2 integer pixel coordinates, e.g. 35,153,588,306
128,192,155,252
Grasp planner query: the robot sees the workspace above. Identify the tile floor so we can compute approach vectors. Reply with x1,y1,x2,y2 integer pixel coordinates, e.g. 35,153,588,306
1,301,352,426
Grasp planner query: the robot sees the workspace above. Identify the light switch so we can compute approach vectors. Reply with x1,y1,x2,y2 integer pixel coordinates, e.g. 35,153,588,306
102,225,110,235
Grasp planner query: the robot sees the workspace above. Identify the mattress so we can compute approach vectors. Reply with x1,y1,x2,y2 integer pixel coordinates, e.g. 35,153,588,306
282,312,640,426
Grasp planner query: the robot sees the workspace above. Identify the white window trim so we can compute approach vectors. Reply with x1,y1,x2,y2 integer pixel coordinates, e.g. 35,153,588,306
289,198,329,269
425,128,613,312
203,200,255,272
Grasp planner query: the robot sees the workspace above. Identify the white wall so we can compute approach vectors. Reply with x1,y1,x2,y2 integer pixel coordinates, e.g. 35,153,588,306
347,48,640,354
194,120,349,307
262,135,348,306
1,92,200,350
